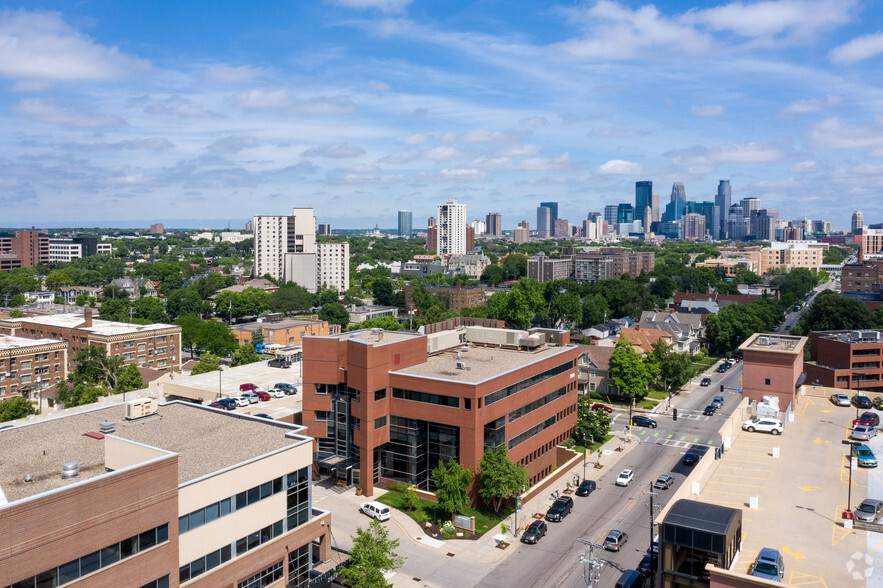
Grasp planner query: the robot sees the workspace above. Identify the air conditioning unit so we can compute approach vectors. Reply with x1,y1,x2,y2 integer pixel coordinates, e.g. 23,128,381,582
455,361,466,370
126,397,158,420
757,336,770,346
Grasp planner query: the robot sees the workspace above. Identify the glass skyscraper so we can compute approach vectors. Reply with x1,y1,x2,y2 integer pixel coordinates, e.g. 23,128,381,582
635,181,652,227
398,210,412,237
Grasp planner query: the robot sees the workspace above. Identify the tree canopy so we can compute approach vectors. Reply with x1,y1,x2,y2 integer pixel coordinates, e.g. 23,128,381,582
575,396,611,443
608,336,658,400
477,446,529,514
338,519,405,588
431,459,473,516
0,397,38,422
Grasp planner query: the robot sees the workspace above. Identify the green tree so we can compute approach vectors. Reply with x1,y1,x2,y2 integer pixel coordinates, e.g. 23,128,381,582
0,397,38,422
167,287,204,320
501,278,544,328
431,459,473,516
401,484,420,511
338,519,405,588
319,302,350,328
609,336,654,400
116,364,144,393
175,315,203,358
99,297,132,322
268,282,316,314
251,327,264,348
794,289,873,334
481,264,504,286
477,446,530,514
66,346,126,390
348,316,404,332
191,353,221,375
575,396,611,444
133,297,168,323
652,340,694,394
200,320,238,356
548,290,581,329
501,254,527,280
372,277,395,307
55,382,109,408
230,344,260,367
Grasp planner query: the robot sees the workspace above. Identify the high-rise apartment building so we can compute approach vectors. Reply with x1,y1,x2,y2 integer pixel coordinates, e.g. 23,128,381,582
670,182,686,203
537,206,552,238
149,223,164,234
317,241,350,292
635,181,653,226
437,199,466,255
0,230,49,271
853,211,864,235
471,219,486,236
553,218,570,237
862,228,883,260
398,210,412,237
317,222,331,236
652,193,660,223
486,212,502,237
513,226,529,244
690,201,720,240
681,213,706,241
716,180,731,239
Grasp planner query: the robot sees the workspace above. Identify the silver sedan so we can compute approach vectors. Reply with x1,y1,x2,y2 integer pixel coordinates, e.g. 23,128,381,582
831,393,851,406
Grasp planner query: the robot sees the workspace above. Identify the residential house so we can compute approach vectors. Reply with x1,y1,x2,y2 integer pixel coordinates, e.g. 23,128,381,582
577,344,615,395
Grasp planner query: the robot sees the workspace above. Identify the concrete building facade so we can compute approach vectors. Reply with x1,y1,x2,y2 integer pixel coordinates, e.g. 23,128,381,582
437,199,466,255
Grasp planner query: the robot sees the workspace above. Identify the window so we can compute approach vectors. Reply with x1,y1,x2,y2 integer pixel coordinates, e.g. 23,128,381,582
765,378,771,385
288,545,311,586
374,415,387,429
238,561,283,588
485,361,574,406
508,416,557,450
392,388,460,408
374,388,387,401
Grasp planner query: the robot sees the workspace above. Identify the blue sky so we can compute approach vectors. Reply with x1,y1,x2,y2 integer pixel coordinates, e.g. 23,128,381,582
1,0,882,230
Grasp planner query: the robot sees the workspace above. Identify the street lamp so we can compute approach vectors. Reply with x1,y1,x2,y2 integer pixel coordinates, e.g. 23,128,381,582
842,440,857,518
218,366,223,400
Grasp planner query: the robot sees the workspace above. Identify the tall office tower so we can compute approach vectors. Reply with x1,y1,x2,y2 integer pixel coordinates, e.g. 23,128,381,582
635,181,652,226
471,219,486,235
810,220,831,235
538,202,557,236
398,210,413,237
254,208,325,291
587,211,603,224
486,212,502,237
740,197,760,236
665,199,687,223
317,223,331,236
681,213,706,240
755,209,779,241
690,202,721,240
616,203,634,224
245,220,254,232
539,202,558,224
652,193,660,222
852,210,864,235
716,180,731,238
466,225,475,251
643,206,652,232
513,226,529,243
670,182,686,203
519,220,530,230
727,205,745,241
537,206,552,238
437,198,466,255
603,205,618,227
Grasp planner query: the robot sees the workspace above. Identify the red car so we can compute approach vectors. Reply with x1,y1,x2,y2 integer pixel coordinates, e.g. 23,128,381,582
592,403,613,413
239,383,258,392
255,390,271,401
853,412,881,428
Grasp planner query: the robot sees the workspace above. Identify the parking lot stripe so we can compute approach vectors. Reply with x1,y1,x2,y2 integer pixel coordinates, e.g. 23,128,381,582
713,473,769,480
787,572,828,587
718,466,771,473
700,489,752,497
706,481,766,488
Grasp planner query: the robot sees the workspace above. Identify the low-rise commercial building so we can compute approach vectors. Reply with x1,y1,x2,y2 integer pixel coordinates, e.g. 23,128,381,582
231,316,338,349
805,329,883,392
760,241,827,273
0,334,68,403
403,285,489,311
0,401,331,588
301,325,579,499
347,305,399,324
738,333,807,408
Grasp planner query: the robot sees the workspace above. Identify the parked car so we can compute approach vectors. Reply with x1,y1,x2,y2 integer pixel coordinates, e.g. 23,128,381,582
716,365,727,373
521,520,547,544
700,377,712,386
239,383,258,392
240,392,259,404
209,398,236,410
615,570,645,588
855,444,878,468
852,425,878,442
631,415,657,428
268,357,291,368
255,390,271,401
654,475,674,489
360,501,391,521
742,418,783,435
603,529,628,551
855,499,883,523
616,469,635,486
274,383,298,395
233,395,250,407
711,395,724,409
853,412,881,427
704,405,716,416
831,393,851,406
266,388,284,398
771,325,780,332
592,403,613,413
545,496,574,522
854,394,874,409
682,452,698,466
874,397,883,410
575,480,597,496
749,547,785,582
637,553,657,576
253,413,273,420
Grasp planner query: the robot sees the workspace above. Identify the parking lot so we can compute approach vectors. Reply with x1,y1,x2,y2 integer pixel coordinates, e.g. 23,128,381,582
699,390,883,587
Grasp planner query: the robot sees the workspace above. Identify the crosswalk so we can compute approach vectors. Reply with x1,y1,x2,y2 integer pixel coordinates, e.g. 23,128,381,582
626,427,719,449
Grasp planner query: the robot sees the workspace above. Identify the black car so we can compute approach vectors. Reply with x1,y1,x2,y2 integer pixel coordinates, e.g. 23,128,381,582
631,415,657,428
575,480,597,497
682,452,698,466
701,377,712,386
854,395,873,409
637,553,657,576
274,383,298,395
521,520,547,544
703,405,716,416
716,365,727,373
545,496,574,522
268,358,291,368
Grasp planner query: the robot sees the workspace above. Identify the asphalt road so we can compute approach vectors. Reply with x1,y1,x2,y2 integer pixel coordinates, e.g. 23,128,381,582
483,364,746,588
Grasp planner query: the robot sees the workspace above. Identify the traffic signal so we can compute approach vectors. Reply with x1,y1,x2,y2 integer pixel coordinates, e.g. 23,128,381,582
673,408,678,421
720,384,724,392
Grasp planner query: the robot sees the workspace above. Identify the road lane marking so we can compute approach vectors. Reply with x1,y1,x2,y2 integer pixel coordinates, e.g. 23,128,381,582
626,500,636,511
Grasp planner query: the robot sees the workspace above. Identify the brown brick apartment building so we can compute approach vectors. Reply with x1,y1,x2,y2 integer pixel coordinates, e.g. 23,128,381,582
0,334,68,403
738,333,807,408
0,308,181,373
0,401,332,588
527,246,655,283
0,229,49,270
301,325,579,499
805,329,883,392
403,284,489,311
231,316,338,348
841,261,881,296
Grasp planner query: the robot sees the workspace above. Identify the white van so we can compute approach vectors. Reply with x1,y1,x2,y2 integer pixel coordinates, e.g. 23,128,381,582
359,501,390,522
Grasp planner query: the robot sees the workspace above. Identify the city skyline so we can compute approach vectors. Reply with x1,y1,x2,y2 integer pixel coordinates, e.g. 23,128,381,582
2,1,883,230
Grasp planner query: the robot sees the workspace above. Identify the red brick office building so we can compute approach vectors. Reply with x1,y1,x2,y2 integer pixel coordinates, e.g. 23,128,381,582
301,325,579,499
738,333,807,408
805,330,883,392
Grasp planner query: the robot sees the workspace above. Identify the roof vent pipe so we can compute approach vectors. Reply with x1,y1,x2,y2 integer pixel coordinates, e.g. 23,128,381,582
61,462,80,480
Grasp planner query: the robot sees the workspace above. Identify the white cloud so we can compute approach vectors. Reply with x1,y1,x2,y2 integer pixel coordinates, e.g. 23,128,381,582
749,177,806,189
588,127,648,138
64,138,174,151
203,64,268,83
597,159,643,175
438,168,486,179
144,99,222,118
301,144,365,158
326,0,411,12
235,89,293,110
402,133,430,145
422,146,466,161
206,135,259,154
667,142,787,171
469,153,569,171
691,104,725,117
521,116,548,128
782,94,842,114
295,95,356,115
0,9,149,86
378,150,420,164
806,117,883,150
790,160,819,173
493,144,543,157
11,98,124,128
830,32,883,64
683,0,855,41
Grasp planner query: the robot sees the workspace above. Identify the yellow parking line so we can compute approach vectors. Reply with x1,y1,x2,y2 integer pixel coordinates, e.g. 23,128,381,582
873,542,883,553
728,450,773,456
700,489,751,497
788,572,828,587
718,466,771,473
701,499,746,507
706,481,766,488
713,473,770,480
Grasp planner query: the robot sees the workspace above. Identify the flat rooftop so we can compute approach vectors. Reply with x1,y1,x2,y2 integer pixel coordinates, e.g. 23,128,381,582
817,329,883,343
394,343,574,384
739,333,807,354
0,402,304,504
0,334,66,351
233,317,326,331
331,329,423,345
5,313,176,336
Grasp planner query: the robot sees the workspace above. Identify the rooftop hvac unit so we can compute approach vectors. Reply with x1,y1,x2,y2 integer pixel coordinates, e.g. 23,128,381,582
125,397,158,420
98,420,116,434
757,336,770,346
456,361,466,370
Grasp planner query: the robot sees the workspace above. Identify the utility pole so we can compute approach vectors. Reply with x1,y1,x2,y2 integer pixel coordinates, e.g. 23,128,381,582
576,538,604,587
649,482,657,588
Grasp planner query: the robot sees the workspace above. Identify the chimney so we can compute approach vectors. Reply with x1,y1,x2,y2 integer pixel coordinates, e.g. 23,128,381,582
83,307,93,327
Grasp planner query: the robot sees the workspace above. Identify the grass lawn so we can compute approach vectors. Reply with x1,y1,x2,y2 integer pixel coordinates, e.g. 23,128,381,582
646,388,668,400
572,433,614,454
375,486,512,536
